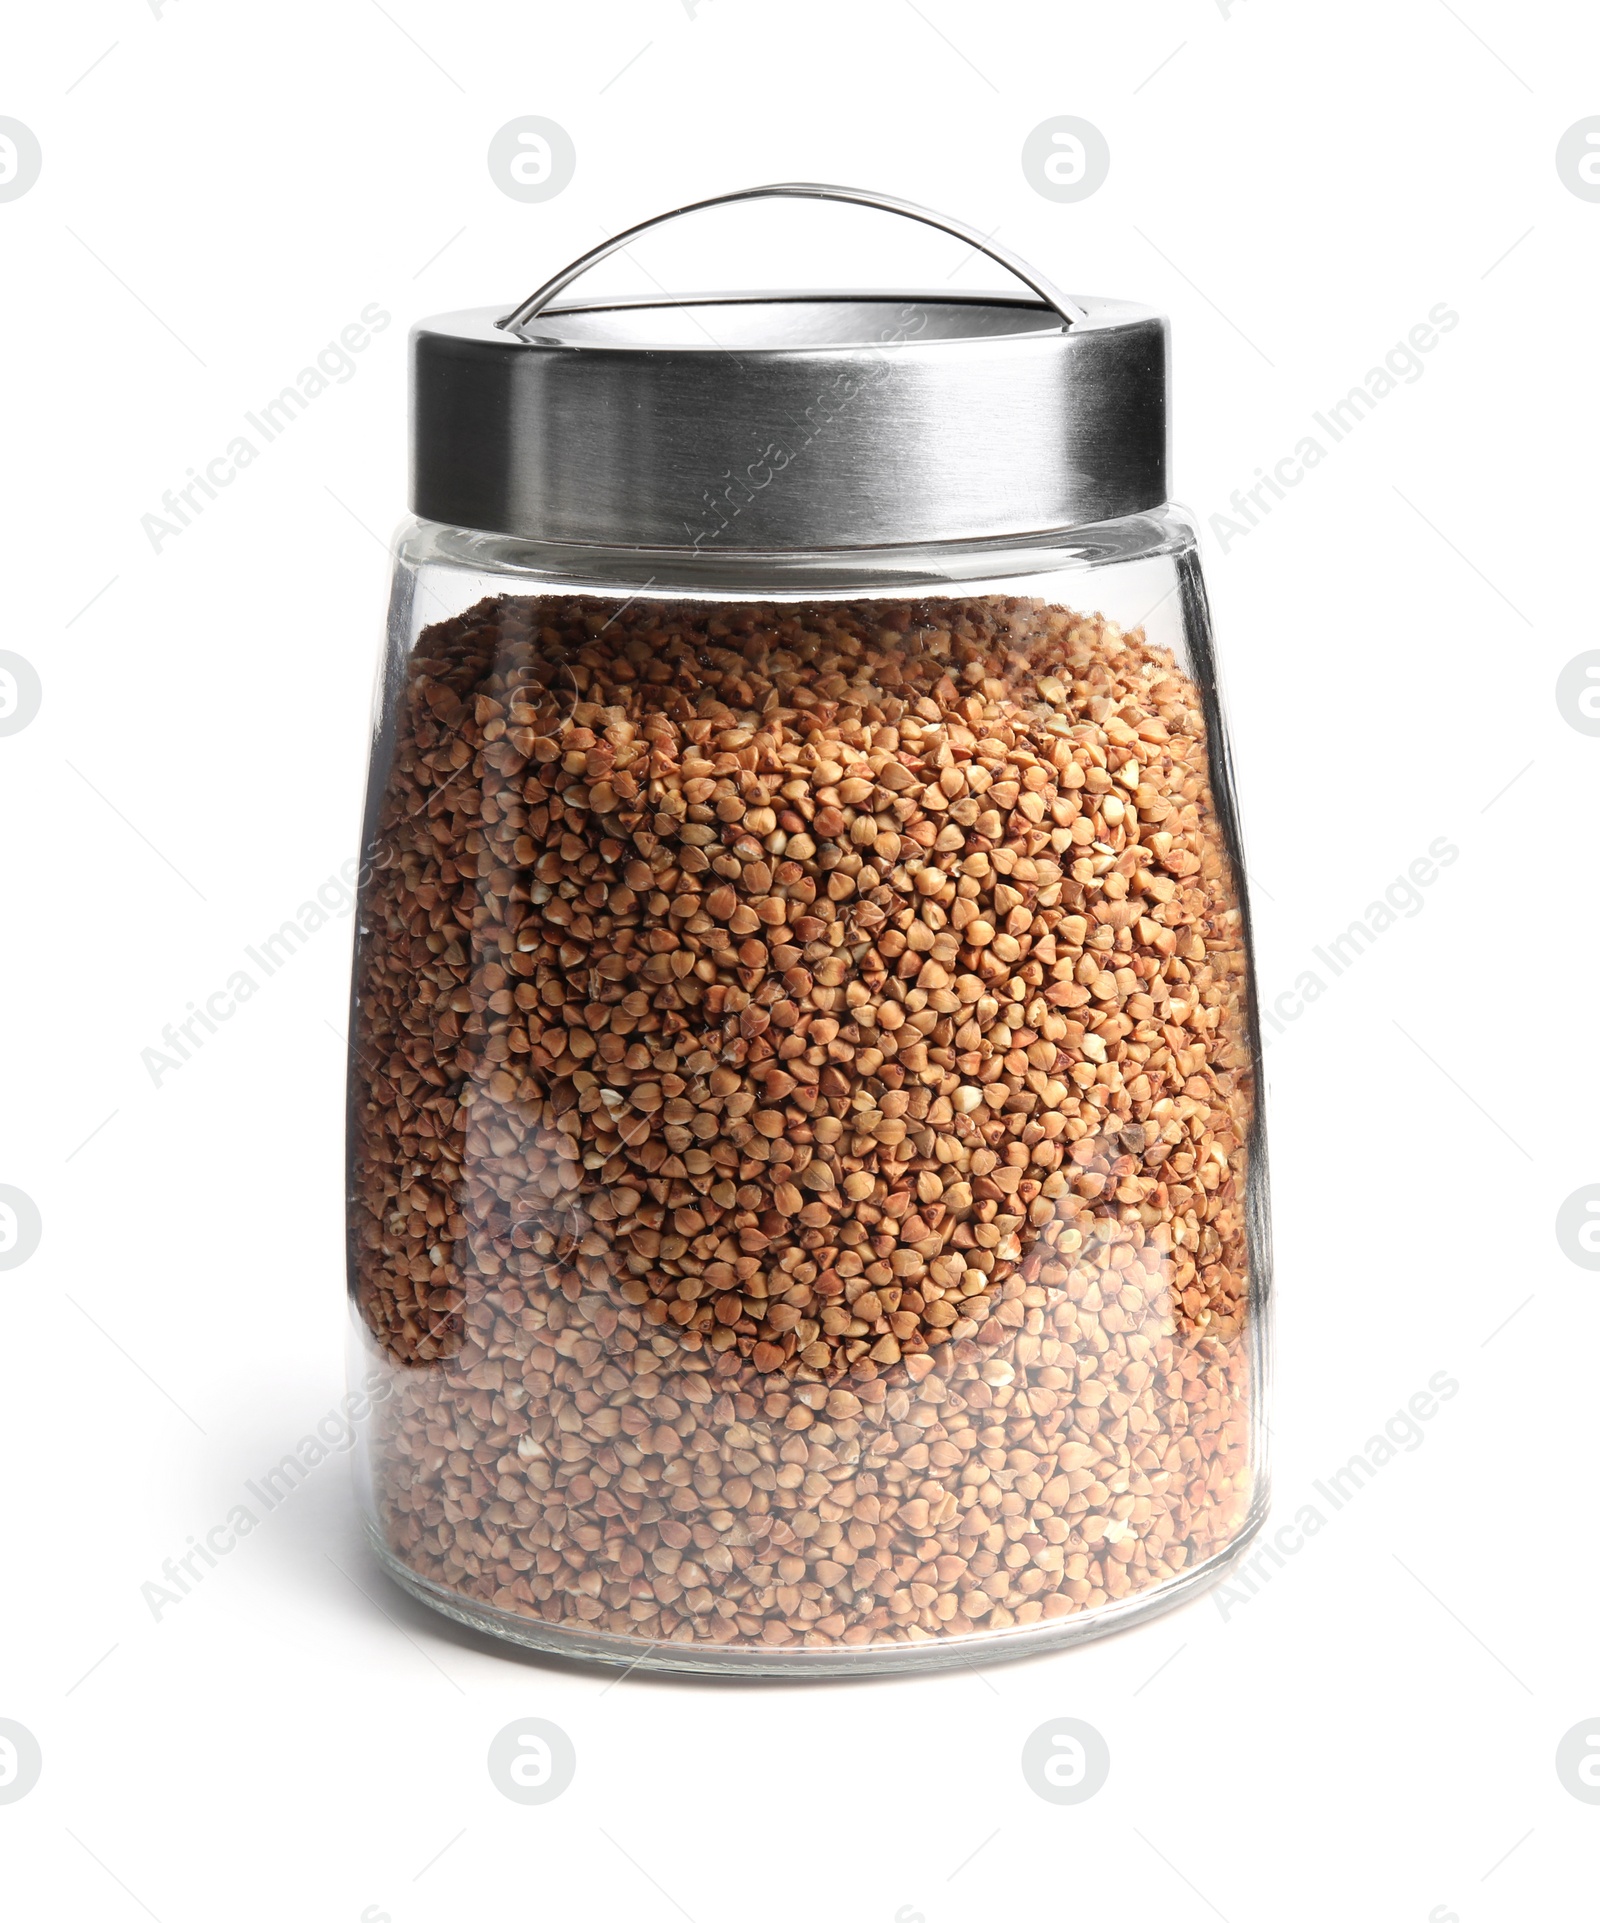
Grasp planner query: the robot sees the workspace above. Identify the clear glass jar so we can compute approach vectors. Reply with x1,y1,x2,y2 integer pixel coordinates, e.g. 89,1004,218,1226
345,503,1269,1674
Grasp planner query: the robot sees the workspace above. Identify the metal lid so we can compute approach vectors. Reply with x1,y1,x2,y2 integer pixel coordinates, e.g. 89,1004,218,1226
410,184,1168,553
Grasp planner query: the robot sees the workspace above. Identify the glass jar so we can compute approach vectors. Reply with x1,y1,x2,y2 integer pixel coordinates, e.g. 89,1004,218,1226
346,186,1270,1674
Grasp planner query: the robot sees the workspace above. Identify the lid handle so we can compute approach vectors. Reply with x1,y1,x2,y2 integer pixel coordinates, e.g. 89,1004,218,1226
496,182,1088,338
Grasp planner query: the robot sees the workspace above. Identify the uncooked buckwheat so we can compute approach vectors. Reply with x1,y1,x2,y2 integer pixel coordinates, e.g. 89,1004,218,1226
350,590,1257,1651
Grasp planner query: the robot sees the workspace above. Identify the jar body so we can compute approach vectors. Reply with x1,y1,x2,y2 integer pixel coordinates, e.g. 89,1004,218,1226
345,509,1270,1674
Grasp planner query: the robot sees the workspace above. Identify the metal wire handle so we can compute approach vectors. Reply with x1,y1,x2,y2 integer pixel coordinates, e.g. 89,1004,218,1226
496,182,1086,337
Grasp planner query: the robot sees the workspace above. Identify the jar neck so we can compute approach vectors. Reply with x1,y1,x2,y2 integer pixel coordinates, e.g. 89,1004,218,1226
396,505,1197,597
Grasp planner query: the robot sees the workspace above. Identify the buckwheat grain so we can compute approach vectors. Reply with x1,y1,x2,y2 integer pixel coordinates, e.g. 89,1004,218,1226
349,591,1257,1651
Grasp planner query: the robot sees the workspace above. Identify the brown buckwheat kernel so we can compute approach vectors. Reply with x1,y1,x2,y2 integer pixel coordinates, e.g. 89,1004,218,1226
350,591,1257,1651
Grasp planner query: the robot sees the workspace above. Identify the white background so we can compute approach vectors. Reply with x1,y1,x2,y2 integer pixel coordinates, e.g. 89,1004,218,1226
1,3,1596,1918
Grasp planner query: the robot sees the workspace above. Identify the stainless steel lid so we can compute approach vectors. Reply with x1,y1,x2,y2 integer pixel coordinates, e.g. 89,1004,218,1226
410,184,1168,552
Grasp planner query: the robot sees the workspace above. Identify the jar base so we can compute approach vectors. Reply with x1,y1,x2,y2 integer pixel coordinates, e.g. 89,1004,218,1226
362,1494,1270,1679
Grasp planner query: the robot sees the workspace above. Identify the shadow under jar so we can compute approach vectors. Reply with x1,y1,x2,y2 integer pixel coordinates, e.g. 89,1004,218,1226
345,187,1271,1675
